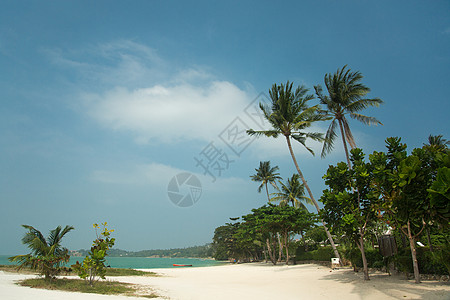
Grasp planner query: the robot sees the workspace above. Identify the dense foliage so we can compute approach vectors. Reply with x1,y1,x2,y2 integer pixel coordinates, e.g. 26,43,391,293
319,137,449,282
320,148,381,280
212,204,316,264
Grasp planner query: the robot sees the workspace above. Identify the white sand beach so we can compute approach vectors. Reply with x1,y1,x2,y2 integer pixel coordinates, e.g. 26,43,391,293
1,264,449,300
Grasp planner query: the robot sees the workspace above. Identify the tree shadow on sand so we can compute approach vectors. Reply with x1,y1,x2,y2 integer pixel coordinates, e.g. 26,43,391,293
319,268,450,299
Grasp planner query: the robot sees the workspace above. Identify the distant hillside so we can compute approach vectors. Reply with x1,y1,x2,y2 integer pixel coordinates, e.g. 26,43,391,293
74,244,213,258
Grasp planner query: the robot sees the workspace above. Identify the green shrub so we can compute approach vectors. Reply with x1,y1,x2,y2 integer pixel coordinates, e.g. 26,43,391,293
394,246,449,275
72,222,115,286
365,249,384,268
341,247,384,268
296,246,334,261
342,247,360,267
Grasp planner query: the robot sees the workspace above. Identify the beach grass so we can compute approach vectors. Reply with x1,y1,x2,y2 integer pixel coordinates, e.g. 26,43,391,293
0,264,158,277
19,277,158,298
0,264,37,274
105,268,159,276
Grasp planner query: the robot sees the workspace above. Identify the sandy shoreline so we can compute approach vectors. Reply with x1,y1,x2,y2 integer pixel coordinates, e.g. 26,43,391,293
1,263,449,300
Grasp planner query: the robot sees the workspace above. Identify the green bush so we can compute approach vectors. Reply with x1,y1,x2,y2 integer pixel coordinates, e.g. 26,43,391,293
296,246,334,261
342,247,360,267
341,247,384,268
365,249,384,268
394,246,449,275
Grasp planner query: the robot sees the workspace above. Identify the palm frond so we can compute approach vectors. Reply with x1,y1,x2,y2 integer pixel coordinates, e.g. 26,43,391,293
8,254,33,270
47,226,62,247
321,119,338,158
247,129,280,138
293,199,309,211
342,118,357,149
304,131,325,142
22,225,46,246
423,134,449,152
345,98,383,112
350,113,383,126
257,182,264,193
291,135,315,155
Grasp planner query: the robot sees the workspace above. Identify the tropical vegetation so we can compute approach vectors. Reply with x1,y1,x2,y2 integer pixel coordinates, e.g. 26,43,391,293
213,66,448,284
247,81,341,262
9,225,74,281
72,222,115,286
212,204,316,265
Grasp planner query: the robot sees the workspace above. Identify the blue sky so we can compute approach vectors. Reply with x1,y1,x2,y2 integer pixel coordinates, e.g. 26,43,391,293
1,1,449,254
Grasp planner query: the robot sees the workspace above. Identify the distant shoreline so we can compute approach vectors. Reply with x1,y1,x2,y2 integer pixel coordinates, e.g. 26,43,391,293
0,255,222,270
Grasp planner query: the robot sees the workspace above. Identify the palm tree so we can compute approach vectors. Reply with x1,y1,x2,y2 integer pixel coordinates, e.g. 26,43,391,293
314,65,383,167
271,174,312,210
424,134,449,153
250,161,282,201
247,81,341,262
9,225,74,280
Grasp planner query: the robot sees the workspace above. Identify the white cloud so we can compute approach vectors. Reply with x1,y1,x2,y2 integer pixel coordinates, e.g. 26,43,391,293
82,80,251,143
90,162,248,193
47,40,257,144
90,162,186,186
43,40,168,88
49,40,347,157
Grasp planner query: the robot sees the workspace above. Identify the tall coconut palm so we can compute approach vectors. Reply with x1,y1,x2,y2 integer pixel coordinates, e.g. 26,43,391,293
250,161,281,201
314,65,383,167
271,174,312,210
9,225,74,280
247,81,341,261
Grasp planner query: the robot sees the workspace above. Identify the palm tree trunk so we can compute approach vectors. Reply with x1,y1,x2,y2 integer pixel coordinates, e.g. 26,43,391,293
338,118,352,169
284,135,342,263
265,183,270,202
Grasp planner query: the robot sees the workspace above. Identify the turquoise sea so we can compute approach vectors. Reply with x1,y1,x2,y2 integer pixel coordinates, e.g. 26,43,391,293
0,255,225,269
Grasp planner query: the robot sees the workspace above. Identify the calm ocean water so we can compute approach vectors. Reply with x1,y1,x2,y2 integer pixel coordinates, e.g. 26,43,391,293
0,255,224,269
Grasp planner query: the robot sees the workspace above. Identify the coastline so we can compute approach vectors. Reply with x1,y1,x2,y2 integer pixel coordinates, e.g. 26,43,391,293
1,263,449,300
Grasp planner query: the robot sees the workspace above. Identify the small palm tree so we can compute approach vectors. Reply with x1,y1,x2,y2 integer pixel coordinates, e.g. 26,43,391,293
250,161,282,201
9,225,74,281
247,81,341,261
314,65,383,167
271,174,312,210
